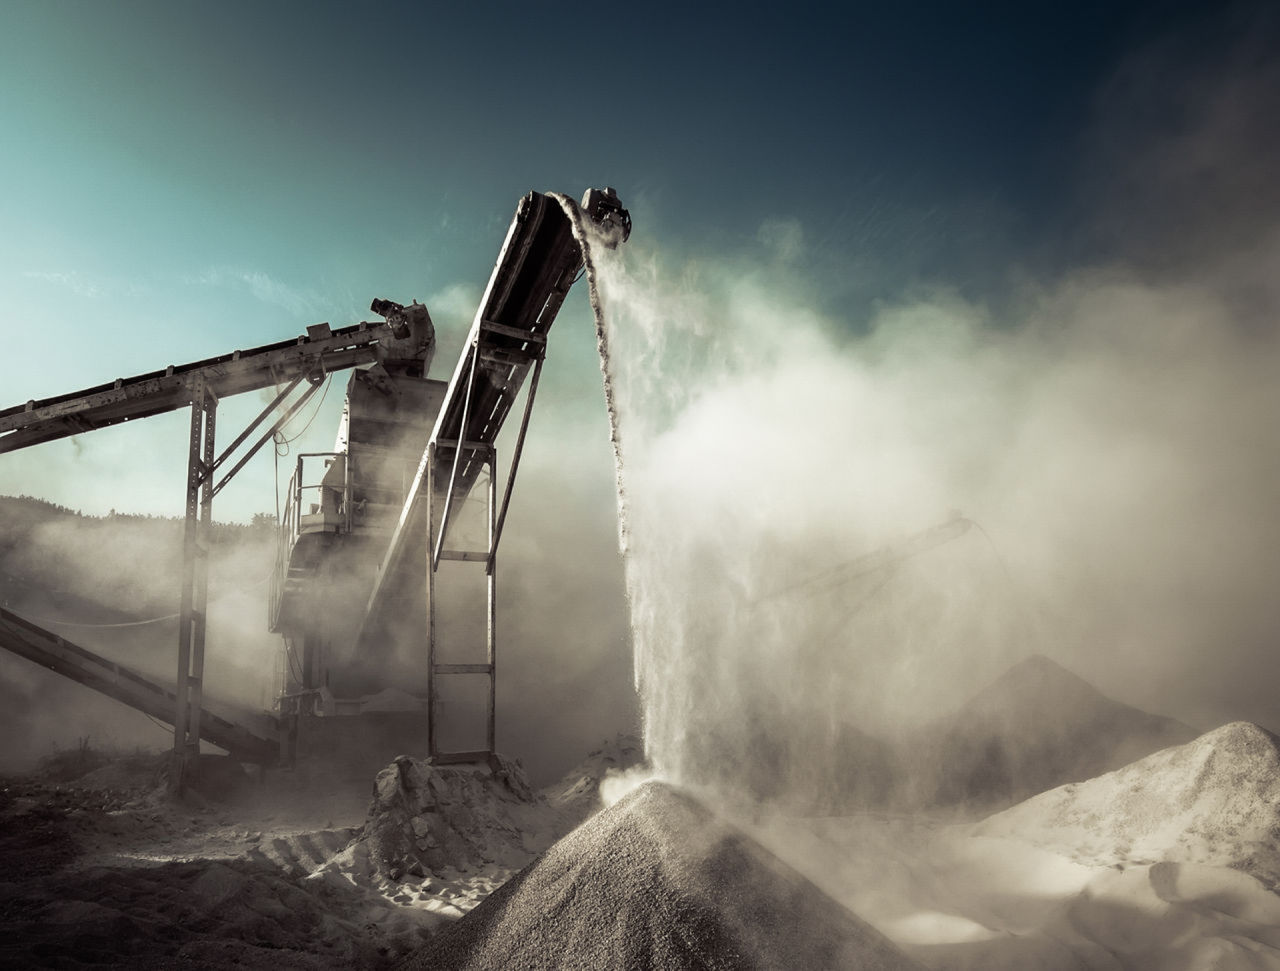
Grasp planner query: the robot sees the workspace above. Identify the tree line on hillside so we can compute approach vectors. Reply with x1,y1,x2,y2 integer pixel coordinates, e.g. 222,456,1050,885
0,494,276,541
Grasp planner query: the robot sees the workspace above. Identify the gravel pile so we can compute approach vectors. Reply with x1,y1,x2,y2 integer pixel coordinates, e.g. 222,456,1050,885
350,754,556,882
924,654,1195,808
977,720,1280,889
403,781,922,970
541,732,646,826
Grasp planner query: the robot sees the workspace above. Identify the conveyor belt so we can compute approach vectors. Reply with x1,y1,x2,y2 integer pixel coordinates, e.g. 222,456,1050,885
355,191,593,652
0,321,403,454
0,605,280,763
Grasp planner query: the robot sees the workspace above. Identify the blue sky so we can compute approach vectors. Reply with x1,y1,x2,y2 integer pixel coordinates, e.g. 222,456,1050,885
0,0,1235,363
0,0,1269,525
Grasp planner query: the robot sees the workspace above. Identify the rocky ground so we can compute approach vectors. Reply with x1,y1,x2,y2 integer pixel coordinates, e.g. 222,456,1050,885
0,737,641,969
5,722,1280,969
0,757,414,967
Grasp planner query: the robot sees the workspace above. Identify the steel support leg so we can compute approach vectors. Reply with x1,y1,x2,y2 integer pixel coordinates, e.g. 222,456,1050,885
172,381,216,791
486,446,496,754
426,442,438,758
425,443,498,761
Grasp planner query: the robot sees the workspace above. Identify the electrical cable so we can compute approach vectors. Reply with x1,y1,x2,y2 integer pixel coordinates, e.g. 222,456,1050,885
274,374,333,446
14,611,181,629
274,427,282,526
961,517,1053,652
965,517,1018,587
12,558,281,628
282,633,304,684
830,564,901,627
752,517,975,606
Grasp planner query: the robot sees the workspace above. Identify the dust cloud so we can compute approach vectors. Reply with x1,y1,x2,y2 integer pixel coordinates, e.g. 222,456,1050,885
0,499,282,770
588,20,1280,801
2,13,1275,802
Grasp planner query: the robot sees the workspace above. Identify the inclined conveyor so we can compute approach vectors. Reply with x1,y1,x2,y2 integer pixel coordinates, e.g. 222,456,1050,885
0,187,630,781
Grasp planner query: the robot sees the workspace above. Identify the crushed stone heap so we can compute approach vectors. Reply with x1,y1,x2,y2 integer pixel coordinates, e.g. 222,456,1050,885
976,721,1280,889
402,780,922,971
334,754,557,884
924,653,1195,808
542,732,646,826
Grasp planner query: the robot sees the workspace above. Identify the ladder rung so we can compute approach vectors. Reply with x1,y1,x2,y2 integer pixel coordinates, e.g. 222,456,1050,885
479,319,547,344
478,347,535,367
435,437,492,453
438,549,489,562
430,751,493,765
434,663,493,675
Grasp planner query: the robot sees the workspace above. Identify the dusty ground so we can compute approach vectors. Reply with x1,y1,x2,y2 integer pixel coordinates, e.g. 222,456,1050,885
744,725,1280,969
0,760,523,967
0,737,640,969
7,726,1279,970
0,760,409,968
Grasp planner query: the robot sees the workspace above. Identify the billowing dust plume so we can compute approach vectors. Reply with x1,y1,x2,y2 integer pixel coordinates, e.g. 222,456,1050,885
580,25,1280,806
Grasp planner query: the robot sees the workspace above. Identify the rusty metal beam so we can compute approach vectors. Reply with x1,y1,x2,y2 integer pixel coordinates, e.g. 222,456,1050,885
0,321,397,453
172,380,218,791
209,378,323,498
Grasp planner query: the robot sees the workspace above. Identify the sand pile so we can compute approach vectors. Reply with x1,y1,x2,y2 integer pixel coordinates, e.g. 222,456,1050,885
541,732,646,825
921,654,1195,808
976,720,1280,889
404,781,922,970
325,755,557,885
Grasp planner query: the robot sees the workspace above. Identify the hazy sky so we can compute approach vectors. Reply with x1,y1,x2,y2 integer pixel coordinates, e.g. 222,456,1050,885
1,1,1277,770
0,0,1260,518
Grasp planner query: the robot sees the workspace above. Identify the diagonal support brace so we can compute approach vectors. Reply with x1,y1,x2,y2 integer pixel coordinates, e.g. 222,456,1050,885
487,355,544,574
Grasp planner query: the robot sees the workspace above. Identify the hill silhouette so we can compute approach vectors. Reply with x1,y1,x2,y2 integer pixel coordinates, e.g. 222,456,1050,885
916,653,1195,808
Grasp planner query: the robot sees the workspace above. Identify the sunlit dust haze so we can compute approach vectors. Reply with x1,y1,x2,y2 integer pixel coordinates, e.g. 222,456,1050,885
588,33,1280,807
1,3,1277,803
0,504,281,770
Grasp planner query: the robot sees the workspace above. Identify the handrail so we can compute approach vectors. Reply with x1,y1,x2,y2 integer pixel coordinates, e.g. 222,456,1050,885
268,452,347,634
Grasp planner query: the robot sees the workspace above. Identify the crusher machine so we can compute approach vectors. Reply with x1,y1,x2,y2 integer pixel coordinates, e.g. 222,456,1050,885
0,187,630,783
